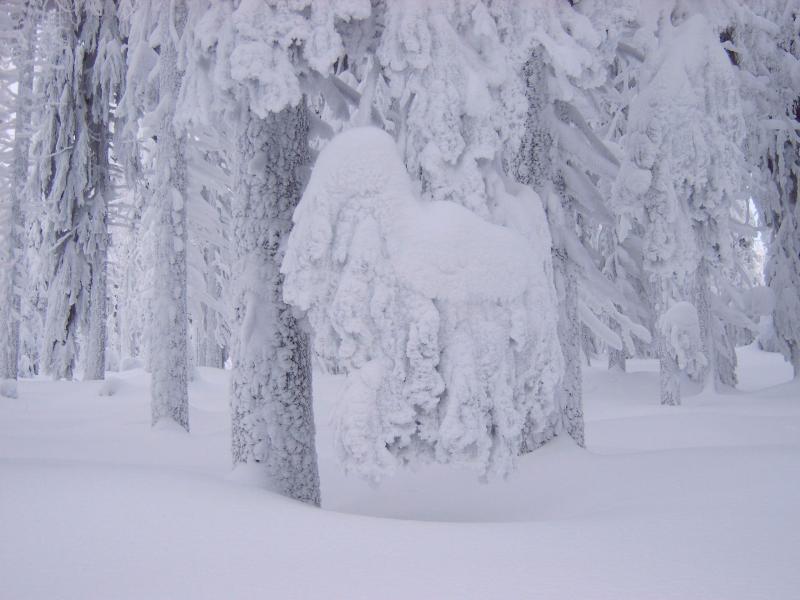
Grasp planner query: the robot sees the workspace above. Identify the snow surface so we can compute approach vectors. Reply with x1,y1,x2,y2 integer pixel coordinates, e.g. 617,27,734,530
1,346,799,599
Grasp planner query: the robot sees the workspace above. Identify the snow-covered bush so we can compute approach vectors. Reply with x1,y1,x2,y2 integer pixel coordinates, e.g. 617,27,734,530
658,301,707,379
283,127,562,481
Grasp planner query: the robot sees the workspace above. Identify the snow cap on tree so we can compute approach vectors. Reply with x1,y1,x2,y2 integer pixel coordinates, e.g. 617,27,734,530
180,0,370,124
375,0,527,216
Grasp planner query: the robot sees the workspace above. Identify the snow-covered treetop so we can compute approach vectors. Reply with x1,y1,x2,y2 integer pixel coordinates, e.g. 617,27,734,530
374,0,527,216
178,0,370,125
282,126,562,481
614,12,745,281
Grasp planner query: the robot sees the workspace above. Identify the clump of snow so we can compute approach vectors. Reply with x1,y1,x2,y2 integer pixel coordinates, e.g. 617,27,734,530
282,127,562,481
0,379,18,399
98,377,121,397
658,301,707,377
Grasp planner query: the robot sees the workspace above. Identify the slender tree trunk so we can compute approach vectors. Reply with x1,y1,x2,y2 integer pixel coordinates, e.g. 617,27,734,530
150,6,189,430
514,50,583,450
608,348,626,372
198,246,223,368
655,279,681,405
692,261,738,389
0,5,36,392
200,305,223,368
790,343,800,380
659,336,681,406
608,311,626,372
716,323,738,388
84,118,109,380
229,103,320,505
692,262,714,390
553,248,585,446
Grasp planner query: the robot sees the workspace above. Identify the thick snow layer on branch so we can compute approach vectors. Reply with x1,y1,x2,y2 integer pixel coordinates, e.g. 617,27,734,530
282,127,562,480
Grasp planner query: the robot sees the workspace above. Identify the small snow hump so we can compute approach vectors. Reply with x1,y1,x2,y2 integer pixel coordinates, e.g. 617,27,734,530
283,126,563,482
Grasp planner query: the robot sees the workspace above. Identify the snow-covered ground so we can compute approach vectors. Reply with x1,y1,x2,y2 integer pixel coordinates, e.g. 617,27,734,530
1,345,798,600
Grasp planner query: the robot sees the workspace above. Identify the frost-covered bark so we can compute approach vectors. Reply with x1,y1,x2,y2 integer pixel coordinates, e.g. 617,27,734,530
197,245,225,369
553,248,585,445
608,317,627,372
0,1,37,390
512,49,584,447
659,339,681,407
149,3,189,430
84,0,122,380
230,104,319,505
179,0,370,502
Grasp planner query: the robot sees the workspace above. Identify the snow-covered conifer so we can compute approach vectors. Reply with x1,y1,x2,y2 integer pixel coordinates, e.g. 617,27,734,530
508,1,649,439
724,0,800,377
31,0,119,380
283,127,562,481
85,0,123,380
120,0,190,428
179,0,371,503
613,10,746,402
0,0,39,395
367,1,571,452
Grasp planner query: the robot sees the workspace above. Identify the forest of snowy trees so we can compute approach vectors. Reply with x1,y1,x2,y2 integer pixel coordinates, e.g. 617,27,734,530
0,0,798,506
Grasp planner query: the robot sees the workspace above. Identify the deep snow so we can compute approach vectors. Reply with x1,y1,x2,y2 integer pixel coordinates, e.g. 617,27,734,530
1,345,798,599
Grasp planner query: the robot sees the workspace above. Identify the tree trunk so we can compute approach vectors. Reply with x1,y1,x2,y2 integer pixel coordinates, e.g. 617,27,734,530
84,116,109,380
0,5,36,391
790,343,800,380
608,347,626,372
715,323,738,388
659,336,681,406
554,248,585,447
150,5,189,431
692,262,714,389
608,310,626,372
229,103,320,506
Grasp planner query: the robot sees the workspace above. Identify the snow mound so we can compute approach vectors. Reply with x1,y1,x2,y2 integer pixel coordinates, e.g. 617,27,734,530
0,379,18,399
283,127,562,481
98,377,121,397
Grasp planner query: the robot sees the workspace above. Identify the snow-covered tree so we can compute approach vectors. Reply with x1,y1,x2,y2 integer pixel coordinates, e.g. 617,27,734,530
0,0,40,396
185,141,231,370
507,0,651,438
723,0,800,378
31,0,120,380
364,1,574,451
120,0,190,429
283,127,562,481
613,9,746,403
178,0,373,503
84,0,123,380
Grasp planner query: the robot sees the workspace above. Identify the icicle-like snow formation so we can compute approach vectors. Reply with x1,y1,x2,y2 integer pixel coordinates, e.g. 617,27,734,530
283,127,562,481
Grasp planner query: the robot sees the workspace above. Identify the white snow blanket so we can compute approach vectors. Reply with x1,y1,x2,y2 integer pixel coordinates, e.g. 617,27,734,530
283,127,562,480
